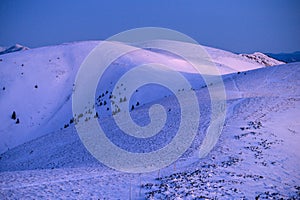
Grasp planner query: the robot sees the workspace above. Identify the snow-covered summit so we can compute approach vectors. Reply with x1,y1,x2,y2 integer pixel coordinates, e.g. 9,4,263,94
240,52,285,66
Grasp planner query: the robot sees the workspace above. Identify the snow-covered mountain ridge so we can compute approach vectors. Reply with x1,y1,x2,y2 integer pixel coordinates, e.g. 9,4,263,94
0,41,298,199
0,40,279,154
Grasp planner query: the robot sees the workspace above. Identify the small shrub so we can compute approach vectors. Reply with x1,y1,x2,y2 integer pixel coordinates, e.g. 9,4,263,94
16,118,20,124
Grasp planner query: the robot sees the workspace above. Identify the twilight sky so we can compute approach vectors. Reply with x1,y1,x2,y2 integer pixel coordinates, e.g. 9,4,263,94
0,0,299,53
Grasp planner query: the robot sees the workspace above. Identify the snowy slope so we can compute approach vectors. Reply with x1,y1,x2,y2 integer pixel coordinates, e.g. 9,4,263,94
0,40,272,154
0,62,299,199
1,41,297,199
0,41,100,153
136,40,266,74
204,46,266,74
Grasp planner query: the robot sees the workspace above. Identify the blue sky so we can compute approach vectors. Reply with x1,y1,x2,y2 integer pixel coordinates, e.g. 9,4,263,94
0,0,299,53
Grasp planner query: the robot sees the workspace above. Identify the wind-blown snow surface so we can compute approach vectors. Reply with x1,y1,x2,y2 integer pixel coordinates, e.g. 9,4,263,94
0,41,299,199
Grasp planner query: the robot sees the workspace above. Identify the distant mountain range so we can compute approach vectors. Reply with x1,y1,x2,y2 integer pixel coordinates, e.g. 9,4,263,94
265,51,300,63
0,44,29,55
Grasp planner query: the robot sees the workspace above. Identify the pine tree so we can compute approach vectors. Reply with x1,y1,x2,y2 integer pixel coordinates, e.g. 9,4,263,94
11,111,16,120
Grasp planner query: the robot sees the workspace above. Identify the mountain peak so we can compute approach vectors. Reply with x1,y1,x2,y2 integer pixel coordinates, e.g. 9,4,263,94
240,52,285,66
